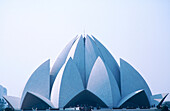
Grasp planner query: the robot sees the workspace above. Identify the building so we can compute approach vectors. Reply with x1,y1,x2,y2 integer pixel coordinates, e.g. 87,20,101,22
0,85,7,98
3,35,168,110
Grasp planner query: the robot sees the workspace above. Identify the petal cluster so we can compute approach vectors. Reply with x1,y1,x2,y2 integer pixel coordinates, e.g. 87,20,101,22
3,35,168,110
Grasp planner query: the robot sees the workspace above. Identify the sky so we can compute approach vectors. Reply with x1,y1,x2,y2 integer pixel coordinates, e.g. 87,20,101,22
0,0,170,101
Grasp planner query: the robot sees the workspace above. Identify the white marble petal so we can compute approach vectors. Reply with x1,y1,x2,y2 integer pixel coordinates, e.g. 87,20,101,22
92,35,120,88
118,90,150,108
21,91,54,109
85,35,103,85
151,93,169,107
120,58,152,102
21,59,50,106
50,36,78,87
3,96,20,110
51,58,84,108
87,57,120,107
65,36,85,86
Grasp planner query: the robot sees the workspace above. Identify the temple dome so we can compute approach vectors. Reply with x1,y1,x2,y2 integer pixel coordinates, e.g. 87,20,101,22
3,35,168,110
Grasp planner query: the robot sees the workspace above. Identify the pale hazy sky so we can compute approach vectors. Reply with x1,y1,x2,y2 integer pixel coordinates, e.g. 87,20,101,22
0,0,170,101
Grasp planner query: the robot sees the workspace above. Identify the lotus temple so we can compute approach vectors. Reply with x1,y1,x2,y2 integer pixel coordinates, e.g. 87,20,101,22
3,35,168,110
